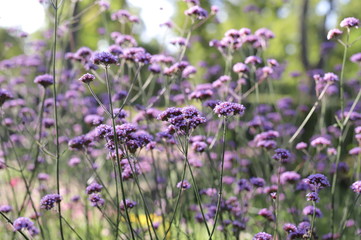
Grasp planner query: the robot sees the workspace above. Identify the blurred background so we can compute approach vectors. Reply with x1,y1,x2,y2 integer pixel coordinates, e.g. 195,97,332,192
1,0,361,90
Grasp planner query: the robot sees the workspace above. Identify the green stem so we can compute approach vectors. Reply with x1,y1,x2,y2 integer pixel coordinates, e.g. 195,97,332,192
105,66,135,240
208,117,227,240
0,212,30,240
51,1,64,239
331,32,349,237
289,83,331,144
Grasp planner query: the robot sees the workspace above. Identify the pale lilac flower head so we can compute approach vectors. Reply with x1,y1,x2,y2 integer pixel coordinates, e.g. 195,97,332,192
214,102,246,117
327,29,343,40
340,17,359,28
79,73,95,84
280,171,301,184
255,28,275,39
34,74,54,88
310,137,331,147
177,179,191,190
296,142,308,150
245,55,262,65
351,181,361,194
253,232,273,240
0,205,12,213
349,147,361,155
258,208,275,221
350,53,361,63
303,205,323,217
323,72,338,83
184,6,208,19
120,199,137,210
233,62,249,73
283,223,297,233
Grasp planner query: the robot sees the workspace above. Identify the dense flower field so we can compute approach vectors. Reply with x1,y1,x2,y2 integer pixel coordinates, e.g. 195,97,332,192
0,0,360,239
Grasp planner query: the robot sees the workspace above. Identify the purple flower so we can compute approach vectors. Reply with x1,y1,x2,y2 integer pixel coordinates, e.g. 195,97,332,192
350,53,361,63
79,73,95,84
0,89,13,106
233,62,249,73
120,199,137,210
13,217,34,231
303,205,323,217
296,142,308,150
84,114,104,126
0,205,12,213
327,29,343,40
237,179,252,192
86,182,103,194
253,232,272,240
258,208,275,221
306,192,320,202
280,171,301,185
177,180,191,190
34,74,54,88
40,194,62,210
89,193,105,207
283,223,297,233
158,106,206,134
349,147,361,155
310,137,331,147
250,177,266,187
245,56,262,65
184,6,208,20
214,102,246,117
340,17,360,28
68,135,92,150
351,181,361,194
182,65,197,78
272,148,291,163
305,173,330,190
323,72,338,83
93,52,118,65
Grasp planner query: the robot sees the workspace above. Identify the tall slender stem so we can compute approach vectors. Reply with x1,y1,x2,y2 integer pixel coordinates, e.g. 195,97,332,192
51,1,64,239
209,117,227,239
331,31,349,237
105,66,135,240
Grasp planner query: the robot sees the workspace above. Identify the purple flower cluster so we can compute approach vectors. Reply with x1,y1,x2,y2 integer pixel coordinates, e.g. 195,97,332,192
79,73,95,84
13,217,39,236
158,106,206,134
40,193,62,210
253,232,272,240
177,179,191,190
34,74,54,88
305,173,330,190
351,181,361,194
340,17,360,28
89,193,105,207
119,199,137,210
214,102,246,117
86,182,103,194
92,52,118,66
0,89,13,106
